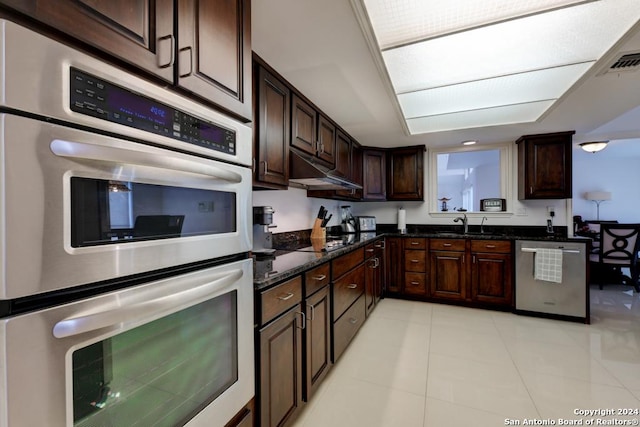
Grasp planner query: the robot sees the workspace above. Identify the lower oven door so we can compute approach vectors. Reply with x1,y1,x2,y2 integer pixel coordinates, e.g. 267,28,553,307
0,113,251,299
0,258,254,427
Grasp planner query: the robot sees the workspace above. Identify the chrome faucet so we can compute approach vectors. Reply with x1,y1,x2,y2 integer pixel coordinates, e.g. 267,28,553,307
453,213,468,234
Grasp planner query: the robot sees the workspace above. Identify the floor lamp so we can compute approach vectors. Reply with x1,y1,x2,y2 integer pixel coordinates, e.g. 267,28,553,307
586,191,612,221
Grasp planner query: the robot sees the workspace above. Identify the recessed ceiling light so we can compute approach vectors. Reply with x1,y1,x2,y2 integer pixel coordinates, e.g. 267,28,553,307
462,140,477,145
355,0,640,134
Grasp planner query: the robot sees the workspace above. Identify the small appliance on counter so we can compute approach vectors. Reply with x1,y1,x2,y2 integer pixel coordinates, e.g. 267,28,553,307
340,205,357,234
253,206,276,254
356,216,376,233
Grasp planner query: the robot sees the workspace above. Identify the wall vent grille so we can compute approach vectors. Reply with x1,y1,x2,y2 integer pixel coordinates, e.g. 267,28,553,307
598,51,640,75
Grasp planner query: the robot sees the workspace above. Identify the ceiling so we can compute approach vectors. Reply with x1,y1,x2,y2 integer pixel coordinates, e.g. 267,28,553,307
252,0,640,151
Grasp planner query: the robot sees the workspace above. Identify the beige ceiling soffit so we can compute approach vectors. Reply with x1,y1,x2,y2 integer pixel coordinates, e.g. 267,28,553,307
349,0,411,137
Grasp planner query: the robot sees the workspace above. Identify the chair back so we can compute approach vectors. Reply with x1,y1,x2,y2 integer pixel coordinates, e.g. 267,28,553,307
599,223,640,266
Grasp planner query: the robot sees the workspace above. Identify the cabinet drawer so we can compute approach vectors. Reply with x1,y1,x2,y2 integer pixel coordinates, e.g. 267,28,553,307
404,250,426,272
404,272,427,295
305,263,330,297
470,240,511,253
404,238,426,250
332,247,365,279
430,238,465,251
260,276,303,325
333,294,366,362
364,242,376,258
333,264,365,320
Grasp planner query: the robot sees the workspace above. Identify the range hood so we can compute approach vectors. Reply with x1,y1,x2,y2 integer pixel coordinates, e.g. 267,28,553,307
289,147,362,191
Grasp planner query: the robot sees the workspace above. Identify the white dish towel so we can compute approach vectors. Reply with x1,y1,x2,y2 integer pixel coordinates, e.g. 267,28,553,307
534,248,563,283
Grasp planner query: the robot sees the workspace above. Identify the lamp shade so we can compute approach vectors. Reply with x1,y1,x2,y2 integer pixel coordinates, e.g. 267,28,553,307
579,141,608,153
585,191,612,201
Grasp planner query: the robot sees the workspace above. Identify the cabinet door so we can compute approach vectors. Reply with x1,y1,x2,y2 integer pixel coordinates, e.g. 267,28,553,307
305,286,331,402
387,146,424,201
0,0,174,82
517,131,573,199
317,115,337,165
254,65,290,188
178,0,252,120
333,129,351,177
471,252,513,306
385,238,403,294
374,240,385,302
430,251,466,300
259,306,304,427
291,94,318,156
364,256,377,316
362,149,387,201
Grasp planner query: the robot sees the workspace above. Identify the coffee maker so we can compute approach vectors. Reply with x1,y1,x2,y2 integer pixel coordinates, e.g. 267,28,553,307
340,206,357,234
253,206,276,254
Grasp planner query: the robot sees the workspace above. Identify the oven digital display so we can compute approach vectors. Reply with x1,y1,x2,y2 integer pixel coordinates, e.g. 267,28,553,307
69,68,236,155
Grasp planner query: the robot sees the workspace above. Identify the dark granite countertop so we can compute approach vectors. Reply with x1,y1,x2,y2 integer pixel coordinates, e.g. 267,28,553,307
253,227,590,290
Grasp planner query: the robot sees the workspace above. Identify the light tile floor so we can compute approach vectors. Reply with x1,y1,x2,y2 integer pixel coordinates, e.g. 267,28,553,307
291,284,640,427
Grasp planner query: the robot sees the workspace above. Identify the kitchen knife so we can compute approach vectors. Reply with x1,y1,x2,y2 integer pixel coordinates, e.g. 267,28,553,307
321,214,332,227
317,206,325,219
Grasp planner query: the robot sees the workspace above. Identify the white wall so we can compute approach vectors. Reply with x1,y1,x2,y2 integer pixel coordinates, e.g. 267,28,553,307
572,143,640,223
253,147,570,232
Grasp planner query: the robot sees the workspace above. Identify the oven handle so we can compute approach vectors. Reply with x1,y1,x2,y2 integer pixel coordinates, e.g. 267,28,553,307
52,269,243,339
50,139,242,184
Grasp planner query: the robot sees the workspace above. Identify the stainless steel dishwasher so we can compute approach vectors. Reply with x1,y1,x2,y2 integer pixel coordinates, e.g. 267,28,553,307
515,240,588,323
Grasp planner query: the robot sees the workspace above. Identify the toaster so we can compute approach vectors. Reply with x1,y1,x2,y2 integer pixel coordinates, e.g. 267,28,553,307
356,216,376,232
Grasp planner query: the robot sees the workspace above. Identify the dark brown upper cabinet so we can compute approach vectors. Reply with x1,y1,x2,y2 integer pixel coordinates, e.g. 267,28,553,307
0,0,175,82
517,131,574,199
317,115,337,165
254,64,290,189
177,0,252,120
387,145,425,201
0,0,252,121
291,94,318,155
362,149,386,201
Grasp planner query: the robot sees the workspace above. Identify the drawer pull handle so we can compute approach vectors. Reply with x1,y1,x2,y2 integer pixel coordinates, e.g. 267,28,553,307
411,259,419,263
375,241,385,248
349,317,358,325
347,284,358,289
278,292,294,301
443,243,452,247
411,242,420,245
312,274,327,281
411,281,420,285
486,245,496,249
307,304,315,321
366,248,375,253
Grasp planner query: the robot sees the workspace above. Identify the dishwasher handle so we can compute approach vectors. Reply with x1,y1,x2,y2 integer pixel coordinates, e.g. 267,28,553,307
520,247,581,254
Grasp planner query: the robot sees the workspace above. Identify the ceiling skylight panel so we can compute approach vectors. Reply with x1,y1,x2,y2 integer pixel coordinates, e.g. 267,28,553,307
363,0,592,49
405,101,555,134
383,0,640,93
398,63,594,119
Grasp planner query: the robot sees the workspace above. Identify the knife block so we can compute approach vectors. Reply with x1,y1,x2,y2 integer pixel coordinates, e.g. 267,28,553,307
310,218,326,241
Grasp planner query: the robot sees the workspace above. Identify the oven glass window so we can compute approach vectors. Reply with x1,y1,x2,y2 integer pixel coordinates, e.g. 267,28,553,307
72,291,238,426
71,177,237,247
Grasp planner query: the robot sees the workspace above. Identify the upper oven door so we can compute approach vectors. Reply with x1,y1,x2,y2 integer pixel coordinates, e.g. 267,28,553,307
0,114,251,300
0,19,251,168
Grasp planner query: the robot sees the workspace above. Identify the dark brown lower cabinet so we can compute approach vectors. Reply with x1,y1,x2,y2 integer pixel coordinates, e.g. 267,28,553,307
430,252,466,301
259,306,304,427
385,237,403,295
470,240,513,306
304,286,331,402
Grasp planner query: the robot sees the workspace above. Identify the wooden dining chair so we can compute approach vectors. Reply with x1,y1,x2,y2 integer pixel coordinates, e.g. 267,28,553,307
589,223,640,292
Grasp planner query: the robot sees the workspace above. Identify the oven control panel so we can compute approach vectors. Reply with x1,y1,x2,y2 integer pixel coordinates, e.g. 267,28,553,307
69,68,236,155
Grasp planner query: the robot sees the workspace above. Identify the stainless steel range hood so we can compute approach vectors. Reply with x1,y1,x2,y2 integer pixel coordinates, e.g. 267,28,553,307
289,147,362,191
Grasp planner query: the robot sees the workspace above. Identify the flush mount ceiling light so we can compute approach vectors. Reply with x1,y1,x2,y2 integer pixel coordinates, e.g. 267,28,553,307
579,141,609,153
461,140,477,145
353,0,640,135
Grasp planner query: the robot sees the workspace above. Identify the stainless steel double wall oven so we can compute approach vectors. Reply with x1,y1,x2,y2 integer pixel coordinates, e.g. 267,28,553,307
0,20,253,427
